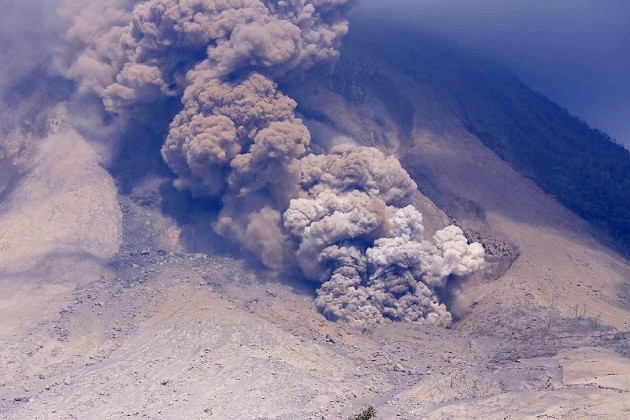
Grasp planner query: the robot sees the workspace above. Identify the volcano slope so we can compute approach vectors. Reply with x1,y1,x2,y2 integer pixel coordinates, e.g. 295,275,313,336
289,15,630,329
2,14,630,420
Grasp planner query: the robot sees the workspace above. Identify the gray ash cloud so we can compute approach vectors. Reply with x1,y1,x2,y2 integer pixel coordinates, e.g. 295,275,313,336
56,0,484,327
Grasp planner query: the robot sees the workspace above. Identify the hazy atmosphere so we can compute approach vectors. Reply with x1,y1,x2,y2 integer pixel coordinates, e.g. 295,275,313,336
358,0,630,148
1,1,629,418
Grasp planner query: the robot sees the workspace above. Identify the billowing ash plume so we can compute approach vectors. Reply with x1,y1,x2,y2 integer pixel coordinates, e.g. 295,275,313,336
58,0,356,112
58,0,484,327
285,146,485,327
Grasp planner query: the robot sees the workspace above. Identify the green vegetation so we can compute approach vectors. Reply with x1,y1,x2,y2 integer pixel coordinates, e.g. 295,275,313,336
350,406,377,420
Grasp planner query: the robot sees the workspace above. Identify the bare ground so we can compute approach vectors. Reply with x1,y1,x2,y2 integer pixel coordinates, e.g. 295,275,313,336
1,172,630,419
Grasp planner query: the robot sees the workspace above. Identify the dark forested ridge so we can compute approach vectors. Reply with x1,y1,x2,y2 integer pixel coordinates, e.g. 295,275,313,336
460,81,630,254
325,15,630,255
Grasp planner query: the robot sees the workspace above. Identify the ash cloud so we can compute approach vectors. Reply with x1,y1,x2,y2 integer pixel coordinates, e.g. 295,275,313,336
56,0,484,327
285,147,484,327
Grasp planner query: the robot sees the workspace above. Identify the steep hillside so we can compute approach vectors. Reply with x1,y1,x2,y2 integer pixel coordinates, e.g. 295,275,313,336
316,15,630,256
289,15,630,330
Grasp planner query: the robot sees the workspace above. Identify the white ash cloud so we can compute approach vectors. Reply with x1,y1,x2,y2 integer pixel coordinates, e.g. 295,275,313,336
57,0,484,327
285,146,484,327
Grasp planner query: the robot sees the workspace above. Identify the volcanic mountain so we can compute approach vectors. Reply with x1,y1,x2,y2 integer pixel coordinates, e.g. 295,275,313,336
1,6,630,419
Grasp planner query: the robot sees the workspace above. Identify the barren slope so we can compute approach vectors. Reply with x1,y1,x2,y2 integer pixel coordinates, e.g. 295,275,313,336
2,190,629,418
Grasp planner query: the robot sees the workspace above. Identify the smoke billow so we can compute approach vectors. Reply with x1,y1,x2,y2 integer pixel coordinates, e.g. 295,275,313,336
285,146,484,327
57,0,484,327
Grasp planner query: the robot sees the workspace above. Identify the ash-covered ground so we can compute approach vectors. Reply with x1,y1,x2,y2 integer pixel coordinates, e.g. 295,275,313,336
2,162,630,418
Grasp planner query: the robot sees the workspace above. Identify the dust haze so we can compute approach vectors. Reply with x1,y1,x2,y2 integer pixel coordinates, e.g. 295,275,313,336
358,0,630,148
